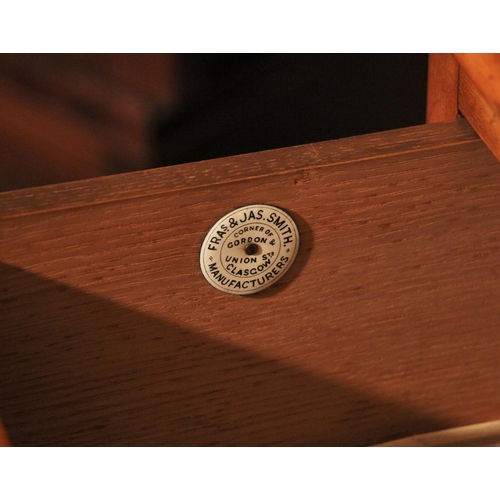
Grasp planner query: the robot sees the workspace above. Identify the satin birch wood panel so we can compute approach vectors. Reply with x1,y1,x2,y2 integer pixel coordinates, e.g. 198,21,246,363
1,119,499,446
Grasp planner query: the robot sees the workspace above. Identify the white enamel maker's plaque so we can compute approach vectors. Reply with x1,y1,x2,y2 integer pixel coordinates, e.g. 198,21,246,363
200,205,300,295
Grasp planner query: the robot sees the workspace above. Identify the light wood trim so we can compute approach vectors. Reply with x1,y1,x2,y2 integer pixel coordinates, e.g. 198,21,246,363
454,53,500,116
427,53,500,163
426,54,459,123
457,56,500,164
375,419,500,446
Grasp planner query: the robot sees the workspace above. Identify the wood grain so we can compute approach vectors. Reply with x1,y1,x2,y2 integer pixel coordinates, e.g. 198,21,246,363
1,119,499,446
0,120,480,217
459,66,500,164
426,54,459,123
426,53,500,162
455,53,500,117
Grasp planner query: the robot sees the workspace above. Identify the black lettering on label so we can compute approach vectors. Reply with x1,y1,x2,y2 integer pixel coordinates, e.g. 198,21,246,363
210,236,221,245
225,256,257,264
227,264,243,276
216,273,227,284
208,244,217,251
273,216,287,230
233,225,269,239
240,210,264,224
257,259,271,272
271,267,279,276
208,263,232,286
217,230,227,239
267,212,294,236
267,212,286,230
265,272,274,281
228,236,267,249
280,256,289,263
226,257,271,277
283,235,293,245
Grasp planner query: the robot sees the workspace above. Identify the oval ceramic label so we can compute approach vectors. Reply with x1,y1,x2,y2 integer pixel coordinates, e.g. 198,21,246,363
200,204,300,295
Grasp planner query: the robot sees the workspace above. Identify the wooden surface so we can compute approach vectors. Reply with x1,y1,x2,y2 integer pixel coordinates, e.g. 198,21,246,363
426,53,500,164
455,53,500,117
376,419,500,447
458,59,500,164
1,119,499,446
426,54,459,123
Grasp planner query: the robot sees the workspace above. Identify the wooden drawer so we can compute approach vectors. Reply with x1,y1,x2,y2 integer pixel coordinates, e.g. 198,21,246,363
427,53,500,162
1,118,499,446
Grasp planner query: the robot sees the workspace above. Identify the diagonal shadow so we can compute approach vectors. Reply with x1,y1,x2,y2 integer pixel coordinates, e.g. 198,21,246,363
0,261,448,446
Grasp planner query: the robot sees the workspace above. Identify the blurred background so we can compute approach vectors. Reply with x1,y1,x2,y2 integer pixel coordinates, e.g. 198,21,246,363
0,54,428,192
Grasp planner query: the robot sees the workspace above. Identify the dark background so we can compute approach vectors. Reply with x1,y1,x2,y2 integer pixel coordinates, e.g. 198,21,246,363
157,54,429,166
0,54,429,191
